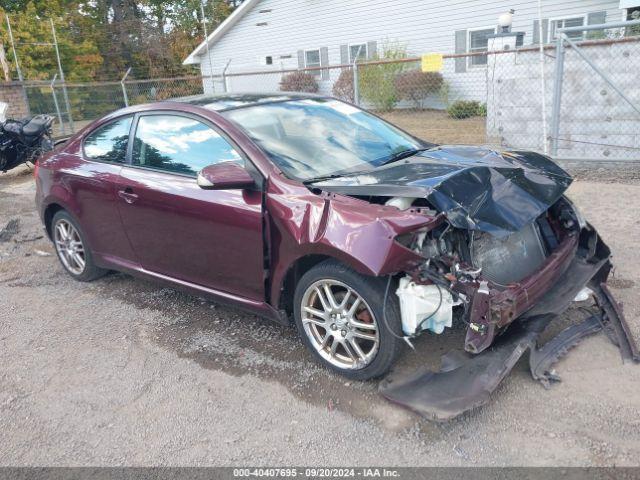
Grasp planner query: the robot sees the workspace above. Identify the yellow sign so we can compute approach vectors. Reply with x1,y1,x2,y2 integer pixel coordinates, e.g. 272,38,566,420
421,53,443,73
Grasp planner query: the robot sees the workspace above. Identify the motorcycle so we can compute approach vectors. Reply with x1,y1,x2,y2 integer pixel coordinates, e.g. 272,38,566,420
0,102,55,173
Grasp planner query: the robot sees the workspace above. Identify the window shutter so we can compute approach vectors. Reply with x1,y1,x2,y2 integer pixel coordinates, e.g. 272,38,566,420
320,47,329,80
297,50,305,69
587,11,607,26
532,19,549,44
454,30,467,73
367,41,377,59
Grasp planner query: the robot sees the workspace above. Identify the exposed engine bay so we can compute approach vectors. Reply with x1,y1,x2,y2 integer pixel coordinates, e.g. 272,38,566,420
313,146,638,420
389,194,585,346
382,195,636,420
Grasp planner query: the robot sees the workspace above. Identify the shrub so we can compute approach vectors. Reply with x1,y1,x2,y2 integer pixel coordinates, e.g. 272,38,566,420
332,68,354,103
438,81,451,107
279,71,319,93
358,42,407,111
394,70,444,108
447,100,486,119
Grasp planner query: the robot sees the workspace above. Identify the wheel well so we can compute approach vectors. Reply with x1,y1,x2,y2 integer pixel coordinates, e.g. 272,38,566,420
43,203,64,239
278,254,332,318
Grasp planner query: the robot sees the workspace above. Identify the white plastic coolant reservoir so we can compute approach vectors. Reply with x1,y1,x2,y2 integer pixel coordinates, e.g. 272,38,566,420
396,276,459,336
385,197,416,210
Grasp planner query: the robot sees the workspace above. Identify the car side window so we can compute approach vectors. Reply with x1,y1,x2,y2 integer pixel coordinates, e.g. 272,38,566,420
131,114,242,176
83,116,132,163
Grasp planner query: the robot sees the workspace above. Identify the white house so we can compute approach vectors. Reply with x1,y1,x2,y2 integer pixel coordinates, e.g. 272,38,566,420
184,0,636,95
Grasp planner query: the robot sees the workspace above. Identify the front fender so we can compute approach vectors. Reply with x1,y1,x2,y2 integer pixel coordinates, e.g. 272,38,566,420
266,189,434,308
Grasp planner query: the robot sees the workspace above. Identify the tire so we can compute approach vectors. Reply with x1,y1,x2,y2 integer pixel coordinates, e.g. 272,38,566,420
293,259,403,380
51,210,107,282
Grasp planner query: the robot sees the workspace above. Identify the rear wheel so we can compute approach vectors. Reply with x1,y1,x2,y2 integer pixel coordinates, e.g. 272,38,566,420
52,210,106,282
293,260,403,380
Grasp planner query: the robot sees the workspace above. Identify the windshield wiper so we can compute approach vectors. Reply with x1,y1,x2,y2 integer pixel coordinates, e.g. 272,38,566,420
302,173,347,185
379,147,428,166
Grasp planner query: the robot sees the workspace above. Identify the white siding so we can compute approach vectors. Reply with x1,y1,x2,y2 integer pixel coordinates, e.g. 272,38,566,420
198,0,624,76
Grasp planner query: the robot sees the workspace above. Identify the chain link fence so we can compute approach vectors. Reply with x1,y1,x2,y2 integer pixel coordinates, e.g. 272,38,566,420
2,27,639,162
550,28,640,160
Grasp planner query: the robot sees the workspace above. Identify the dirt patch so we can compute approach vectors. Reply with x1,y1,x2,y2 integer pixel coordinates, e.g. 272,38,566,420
562,163,640,185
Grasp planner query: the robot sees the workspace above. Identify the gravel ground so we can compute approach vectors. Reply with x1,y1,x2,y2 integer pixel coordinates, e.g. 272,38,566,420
0,165,639,467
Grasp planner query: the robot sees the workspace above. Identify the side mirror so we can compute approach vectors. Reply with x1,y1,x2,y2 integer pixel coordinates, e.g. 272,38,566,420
197,162,255,190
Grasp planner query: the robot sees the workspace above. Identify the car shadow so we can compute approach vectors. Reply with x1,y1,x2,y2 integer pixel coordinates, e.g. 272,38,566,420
92,269,599,431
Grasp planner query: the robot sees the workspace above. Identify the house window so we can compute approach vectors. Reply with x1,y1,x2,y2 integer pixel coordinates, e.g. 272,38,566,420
265,56,273,65
469,27,495,66
349,44,367,63
305,49,321,75
550,16,586,41
627,8,640,37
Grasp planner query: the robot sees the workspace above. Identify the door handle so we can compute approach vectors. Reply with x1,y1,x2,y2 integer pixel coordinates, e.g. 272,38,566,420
118,188,139,204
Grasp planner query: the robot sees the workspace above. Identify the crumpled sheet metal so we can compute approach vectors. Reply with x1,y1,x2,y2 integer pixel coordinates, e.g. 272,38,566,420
314,146,573,238
379,314,611,421
380,297,636,421
379,317,551,421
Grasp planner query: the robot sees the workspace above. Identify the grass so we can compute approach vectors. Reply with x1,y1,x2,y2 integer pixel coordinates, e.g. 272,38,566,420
379,109,487,146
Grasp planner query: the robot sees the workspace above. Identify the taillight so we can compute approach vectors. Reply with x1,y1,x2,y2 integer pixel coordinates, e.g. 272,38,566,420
34,159,39,178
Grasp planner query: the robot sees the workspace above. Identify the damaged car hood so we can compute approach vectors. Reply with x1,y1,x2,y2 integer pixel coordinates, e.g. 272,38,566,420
313,146,573,238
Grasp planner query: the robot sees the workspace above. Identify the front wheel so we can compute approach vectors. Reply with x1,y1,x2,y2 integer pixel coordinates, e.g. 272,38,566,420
293,260,403,380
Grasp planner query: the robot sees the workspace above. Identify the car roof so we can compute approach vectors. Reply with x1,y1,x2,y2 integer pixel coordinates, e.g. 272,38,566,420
170,92,326,112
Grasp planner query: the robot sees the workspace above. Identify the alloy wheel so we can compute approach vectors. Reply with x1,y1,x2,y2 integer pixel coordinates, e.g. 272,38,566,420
300,279,380,370
54,219,86,275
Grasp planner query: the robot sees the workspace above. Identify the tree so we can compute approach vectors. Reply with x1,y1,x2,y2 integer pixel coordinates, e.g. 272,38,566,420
358,42,407,111
0,0,239,81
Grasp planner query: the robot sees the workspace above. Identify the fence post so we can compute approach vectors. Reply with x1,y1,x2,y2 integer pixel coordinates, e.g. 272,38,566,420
50,19,74,132
5,14,30,117
550,35,565,157
5,15,22,82
352,45,363,106
50,74,65,135
199,0,215,93
536,0,548,154
221,60,232,93
353,63,360,106
121,67,132,107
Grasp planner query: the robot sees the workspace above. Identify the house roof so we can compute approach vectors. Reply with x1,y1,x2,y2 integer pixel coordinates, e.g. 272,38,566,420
183,0,261,65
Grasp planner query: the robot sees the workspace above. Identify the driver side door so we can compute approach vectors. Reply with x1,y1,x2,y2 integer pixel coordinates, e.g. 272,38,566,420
116,112,265,300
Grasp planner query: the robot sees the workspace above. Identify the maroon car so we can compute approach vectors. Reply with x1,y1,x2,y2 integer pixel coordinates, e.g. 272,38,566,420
35,93,634,395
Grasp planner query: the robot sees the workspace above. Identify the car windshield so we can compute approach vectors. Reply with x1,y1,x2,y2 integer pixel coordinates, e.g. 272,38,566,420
221,98,423,182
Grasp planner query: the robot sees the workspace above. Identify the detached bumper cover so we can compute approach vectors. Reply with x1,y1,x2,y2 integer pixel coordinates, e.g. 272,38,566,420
380,229,638,421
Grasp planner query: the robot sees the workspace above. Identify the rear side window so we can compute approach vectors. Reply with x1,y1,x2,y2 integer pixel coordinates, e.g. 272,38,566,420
131,114,242,176
83,116,132,163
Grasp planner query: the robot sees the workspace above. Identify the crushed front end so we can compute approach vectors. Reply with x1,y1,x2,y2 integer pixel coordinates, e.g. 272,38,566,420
381,197,637,420
314,147,638,419
397,196,616,353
